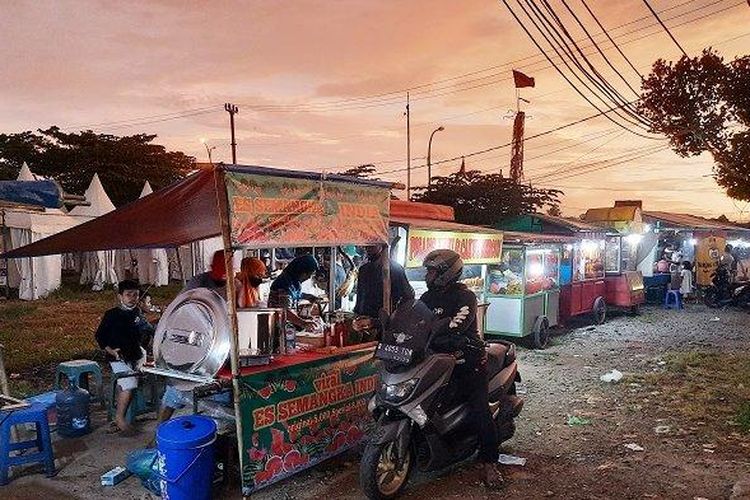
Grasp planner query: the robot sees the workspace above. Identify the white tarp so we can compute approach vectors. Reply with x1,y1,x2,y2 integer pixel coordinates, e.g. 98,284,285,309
133,181,169,286
69,174,119,291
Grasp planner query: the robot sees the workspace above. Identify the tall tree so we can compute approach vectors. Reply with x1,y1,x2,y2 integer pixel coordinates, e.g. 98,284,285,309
413,169,561,226
639,49,750,200
0,127,195,206
335,164,380,180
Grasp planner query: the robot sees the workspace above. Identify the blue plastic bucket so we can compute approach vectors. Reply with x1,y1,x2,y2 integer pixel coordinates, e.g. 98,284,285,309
156,415,217,500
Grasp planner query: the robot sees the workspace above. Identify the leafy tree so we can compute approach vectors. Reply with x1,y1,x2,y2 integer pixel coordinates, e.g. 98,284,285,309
336,164,380,180
639,49,750,200
0,127,195,206
413,169,561,226
547,205,562,217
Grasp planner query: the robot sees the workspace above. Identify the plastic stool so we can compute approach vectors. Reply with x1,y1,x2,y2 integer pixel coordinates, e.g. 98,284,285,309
55,360,103,406
107,372,163,423
664,290,683,310
0,403,55,485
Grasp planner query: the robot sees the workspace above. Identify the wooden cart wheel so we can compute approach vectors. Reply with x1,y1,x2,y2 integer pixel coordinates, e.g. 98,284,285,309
593,297,607,325
532,316,550,349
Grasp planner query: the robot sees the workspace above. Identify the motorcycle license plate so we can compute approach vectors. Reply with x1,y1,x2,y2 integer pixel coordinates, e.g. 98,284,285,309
375,342,414,364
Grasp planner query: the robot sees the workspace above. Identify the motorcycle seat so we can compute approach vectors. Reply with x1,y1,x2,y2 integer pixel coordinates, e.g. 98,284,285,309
486,342,516,377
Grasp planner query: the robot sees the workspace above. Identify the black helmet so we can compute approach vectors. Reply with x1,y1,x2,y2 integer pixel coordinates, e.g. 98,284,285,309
423,249,463,289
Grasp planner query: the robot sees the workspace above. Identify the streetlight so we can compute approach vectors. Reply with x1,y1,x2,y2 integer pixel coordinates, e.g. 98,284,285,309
199,138,217,165
427,126,445,186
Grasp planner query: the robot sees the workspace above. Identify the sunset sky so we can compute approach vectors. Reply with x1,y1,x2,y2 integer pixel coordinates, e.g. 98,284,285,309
1,0,749,218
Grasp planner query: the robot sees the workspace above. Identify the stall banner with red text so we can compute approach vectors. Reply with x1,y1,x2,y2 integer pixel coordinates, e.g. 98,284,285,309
225,172,390,248
238,350,378,494
406,228,503,267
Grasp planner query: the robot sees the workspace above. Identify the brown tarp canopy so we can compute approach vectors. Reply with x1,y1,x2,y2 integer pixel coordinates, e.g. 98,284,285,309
2,164,396,259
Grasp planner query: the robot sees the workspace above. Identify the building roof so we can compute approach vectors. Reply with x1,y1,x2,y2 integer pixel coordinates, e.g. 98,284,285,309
496,212,606,236
642,211,750,232
583,206,641,224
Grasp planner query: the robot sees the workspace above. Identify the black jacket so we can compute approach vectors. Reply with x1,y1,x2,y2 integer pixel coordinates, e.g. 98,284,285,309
420,283,483,364
354,259,415,319
95,307,147,363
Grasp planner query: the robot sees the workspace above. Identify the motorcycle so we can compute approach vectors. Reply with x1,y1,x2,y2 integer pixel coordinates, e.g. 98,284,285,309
360,300,523,499
703,265,750,308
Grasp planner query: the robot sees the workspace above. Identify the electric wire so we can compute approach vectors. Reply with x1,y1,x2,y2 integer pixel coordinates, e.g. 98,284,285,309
642,0,690,55
504,0,658,138
580,0,645,79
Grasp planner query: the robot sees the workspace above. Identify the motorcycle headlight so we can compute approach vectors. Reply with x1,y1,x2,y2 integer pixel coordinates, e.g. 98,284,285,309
381,378,418,403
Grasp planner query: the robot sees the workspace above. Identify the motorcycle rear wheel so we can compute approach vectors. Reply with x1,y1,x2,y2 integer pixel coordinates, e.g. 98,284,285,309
360,440,413,500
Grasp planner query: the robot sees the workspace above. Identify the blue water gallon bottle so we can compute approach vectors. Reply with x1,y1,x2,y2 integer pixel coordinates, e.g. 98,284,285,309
56,380,91,437
157,415,217,500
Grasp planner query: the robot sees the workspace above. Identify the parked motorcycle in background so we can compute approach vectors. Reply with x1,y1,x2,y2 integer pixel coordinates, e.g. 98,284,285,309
359,300,524,499
703,265,750,308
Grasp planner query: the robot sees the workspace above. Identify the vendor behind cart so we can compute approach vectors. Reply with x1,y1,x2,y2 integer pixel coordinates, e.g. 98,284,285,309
268,254,320,330
352,245,414,336
185,250,227,294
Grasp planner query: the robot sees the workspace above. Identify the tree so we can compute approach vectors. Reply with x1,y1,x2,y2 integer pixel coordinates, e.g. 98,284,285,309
547,205,562,217
0,127,195,206
335,164,380,180
639,49,750,200
412,169,561,226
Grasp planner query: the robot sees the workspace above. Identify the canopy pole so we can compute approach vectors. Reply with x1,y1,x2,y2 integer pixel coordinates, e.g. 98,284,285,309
382,242,392,315
214,167,248,499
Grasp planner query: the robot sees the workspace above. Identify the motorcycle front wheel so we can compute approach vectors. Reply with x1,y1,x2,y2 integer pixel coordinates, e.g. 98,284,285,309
360,440,413,500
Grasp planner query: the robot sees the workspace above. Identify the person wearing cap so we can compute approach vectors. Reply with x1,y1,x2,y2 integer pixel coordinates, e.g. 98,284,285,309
184,250,228,294
236,256,267,308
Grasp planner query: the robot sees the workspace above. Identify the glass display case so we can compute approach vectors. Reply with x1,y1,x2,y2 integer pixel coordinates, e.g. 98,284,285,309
484,245,561,341
573,239,605,281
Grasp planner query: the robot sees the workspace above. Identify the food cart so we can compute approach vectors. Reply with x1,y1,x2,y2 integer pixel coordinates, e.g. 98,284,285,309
2,164,397,496
581,208,646,313
496,213,608,326
601,233,645,312
388,200,505,340
480,231,571,348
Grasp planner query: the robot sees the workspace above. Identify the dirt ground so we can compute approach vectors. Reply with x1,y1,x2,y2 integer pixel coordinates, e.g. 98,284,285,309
3,304,750,499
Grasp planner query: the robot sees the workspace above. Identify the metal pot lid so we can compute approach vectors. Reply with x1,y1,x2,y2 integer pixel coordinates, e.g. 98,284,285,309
154,287,230,379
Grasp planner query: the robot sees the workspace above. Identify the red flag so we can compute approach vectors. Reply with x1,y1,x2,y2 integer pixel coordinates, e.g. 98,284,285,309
513,70,535,88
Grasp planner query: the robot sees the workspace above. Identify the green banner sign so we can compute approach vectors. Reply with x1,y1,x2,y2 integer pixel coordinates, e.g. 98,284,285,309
238,349,379,495
225,173,390,248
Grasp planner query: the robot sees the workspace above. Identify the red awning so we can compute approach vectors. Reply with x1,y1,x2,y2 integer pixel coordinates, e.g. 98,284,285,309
3,168,221,258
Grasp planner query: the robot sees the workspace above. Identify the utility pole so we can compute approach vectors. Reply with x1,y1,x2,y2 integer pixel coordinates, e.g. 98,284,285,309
224,103,239,164
405,92,411,201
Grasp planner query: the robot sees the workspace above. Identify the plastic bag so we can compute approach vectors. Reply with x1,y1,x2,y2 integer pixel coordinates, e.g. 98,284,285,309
126,448,161,495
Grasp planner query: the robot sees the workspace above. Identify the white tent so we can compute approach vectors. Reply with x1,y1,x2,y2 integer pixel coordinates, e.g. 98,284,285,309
2,165,81,300
134,181,169,287
16,162,37,181
69,174,119,291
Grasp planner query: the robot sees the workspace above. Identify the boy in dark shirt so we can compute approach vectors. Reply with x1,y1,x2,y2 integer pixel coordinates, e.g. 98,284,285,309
95,280,147,434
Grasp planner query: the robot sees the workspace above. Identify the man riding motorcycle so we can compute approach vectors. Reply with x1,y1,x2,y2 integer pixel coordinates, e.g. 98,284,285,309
419,249,504,489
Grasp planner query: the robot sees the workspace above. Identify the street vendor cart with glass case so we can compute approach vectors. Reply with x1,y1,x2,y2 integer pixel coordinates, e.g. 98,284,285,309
482,232,567,349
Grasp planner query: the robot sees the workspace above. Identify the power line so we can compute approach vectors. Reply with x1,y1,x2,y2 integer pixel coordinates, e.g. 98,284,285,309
580,0,644,79
54,0,741,132
504,0,657,138
642,0,689,56
377,101,646,176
